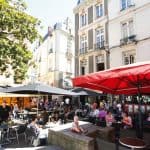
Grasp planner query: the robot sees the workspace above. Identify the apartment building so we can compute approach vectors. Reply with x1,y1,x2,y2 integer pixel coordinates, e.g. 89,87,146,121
74,0,109,76
74,0,150,76
33,19,75,89
108,0,150,68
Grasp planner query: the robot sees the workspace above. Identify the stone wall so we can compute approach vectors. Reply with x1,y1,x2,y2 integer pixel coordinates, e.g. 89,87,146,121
48,124,115,150
48,129,95,150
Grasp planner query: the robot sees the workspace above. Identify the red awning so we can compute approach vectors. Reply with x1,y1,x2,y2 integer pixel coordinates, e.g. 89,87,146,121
72,61,150,95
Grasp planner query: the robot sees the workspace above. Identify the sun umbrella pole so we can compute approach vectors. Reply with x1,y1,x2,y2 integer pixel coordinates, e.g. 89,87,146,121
37,97,39,115
137,85,143,139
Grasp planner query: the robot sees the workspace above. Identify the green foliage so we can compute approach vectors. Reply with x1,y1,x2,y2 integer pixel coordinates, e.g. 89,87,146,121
0,0,40,83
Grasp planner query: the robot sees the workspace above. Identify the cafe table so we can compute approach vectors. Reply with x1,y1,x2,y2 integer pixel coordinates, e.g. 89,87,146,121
119,137,146,150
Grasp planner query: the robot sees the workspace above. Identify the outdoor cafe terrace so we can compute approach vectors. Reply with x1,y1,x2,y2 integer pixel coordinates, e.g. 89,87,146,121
0,63,150,150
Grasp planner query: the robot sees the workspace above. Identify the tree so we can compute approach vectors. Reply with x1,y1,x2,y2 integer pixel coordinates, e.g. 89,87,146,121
0,0,40,83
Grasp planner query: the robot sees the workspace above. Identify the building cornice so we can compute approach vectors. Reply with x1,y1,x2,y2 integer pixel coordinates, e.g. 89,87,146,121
73,0,94,14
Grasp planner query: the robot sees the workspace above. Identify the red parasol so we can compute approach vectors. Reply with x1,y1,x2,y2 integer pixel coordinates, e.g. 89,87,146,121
73,61,150,139
72,61,150,95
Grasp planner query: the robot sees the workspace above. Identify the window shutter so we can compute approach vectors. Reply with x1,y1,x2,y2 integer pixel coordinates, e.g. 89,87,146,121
88,6,93,24
88,29,93,50
89,56,94,73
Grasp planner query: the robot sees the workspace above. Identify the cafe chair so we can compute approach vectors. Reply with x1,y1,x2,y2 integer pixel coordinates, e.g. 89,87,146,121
14,124,27,144
0,124,10,145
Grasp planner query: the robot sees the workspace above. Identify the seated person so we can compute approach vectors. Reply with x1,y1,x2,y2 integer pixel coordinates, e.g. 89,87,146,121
144,112,150,127
71,115,86,133
147,112,150,122
105,111,114,127
122,112,132,129
54,113,61,125
28,117,40,137
38,110,49,125
98,107,107,121
28,117,47,146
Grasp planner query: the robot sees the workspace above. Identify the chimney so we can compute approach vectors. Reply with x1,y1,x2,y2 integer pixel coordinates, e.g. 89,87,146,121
48,26,53,36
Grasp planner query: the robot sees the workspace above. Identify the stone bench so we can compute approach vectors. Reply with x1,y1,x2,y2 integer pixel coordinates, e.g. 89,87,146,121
47,122,115,150
48,129,95,150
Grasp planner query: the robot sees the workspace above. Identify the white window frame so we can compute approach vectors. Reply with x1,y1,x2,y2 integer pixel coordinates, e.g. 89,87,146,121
120,0,134,10
123,51,135,65
95,28,104,48
95,3,103,18
121,20,134,39
95,55,104,64
80,13,87,27
80,35,87,54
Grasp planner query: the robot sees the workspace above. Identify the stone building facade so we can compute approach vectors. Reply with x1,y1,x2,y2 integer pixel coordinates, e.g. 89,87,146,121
33,19,75,89
74,0,150,76
74,0,109,76
108,0,150,68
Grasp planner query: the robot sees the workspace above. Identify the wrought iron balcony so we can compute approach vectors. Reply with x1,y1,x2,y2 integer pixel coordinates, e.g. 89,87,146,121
79,47,88,55
120,35,136,46
94,41,105,50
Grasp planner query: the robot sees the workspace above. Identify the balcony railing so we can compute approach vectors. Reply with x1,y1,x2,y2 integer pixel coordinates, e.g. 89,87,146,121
120,4,135,11
120,35,136,46
79,47,88,55
94,41,105,50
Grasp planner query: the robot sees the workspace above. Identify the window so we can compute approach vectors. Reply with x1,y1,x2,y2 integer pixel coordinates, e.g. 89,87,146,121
81,66,85,75
121,0,134,10
67,37,72,52
121,20,133,38
95,28,104,48
80,13,87,27
96,3,103,18
80,35,87,54
123,51,135,65
96,55,105,71
128,20,134,36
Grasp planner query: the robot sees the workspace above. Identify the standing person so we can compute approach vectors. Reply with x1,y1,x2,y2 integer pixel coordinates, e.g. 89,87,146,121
13,104,19,118
0,100,11,123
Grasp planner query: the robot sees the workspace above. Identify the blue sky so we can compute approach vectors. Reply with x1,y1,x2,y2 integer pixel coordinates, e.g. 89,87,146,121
24,0,77,35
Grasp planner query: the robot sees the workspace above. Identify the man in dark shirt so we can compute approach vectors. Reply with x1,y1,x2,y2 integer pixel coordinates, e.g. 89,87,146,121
0,101,11,123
